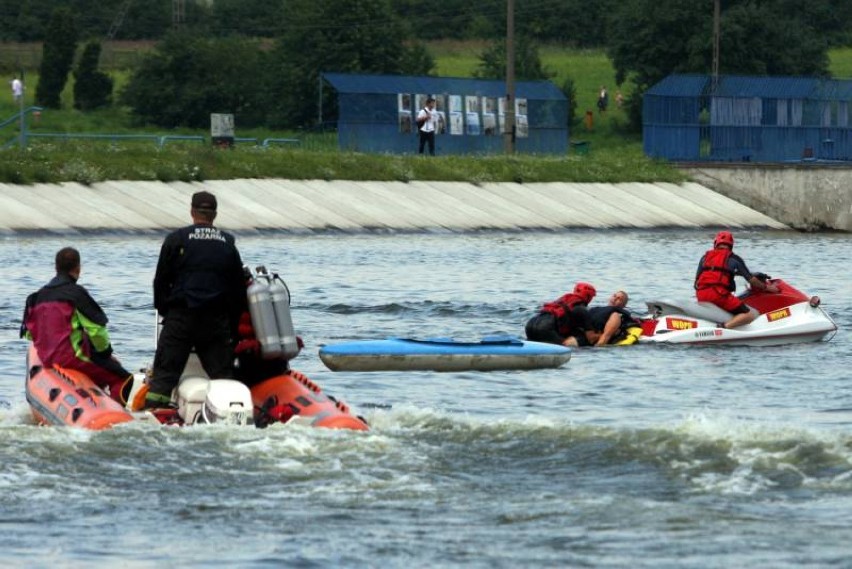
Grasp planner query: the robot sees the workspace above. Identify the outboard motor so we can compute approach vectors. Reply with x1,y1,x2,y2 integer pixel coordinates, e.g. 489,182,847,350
247,267,284,360
175,376,254,426
269,272,300,360
200,381,253,425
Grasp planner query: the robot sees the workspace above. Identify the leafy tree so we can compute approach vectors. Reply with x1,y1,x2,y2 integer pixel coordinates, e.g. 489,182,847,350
209,0,284,37
389,0,619,45
73,41,113,110
11,1,54,42
717,2,829,77
267,0,434,129
606,0,840,131
517,0,617,47
115,0,176,40
560,77,578,127
474,35,552,81
35,8,78,109
390,0,501,41
121,33,268,128
0,0,198,42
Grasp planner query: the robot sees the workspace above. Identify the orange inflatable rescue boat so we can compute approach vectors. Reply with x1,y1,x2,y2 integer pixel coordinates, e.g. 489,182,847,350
26,345,368,432
24,266,368,432
25,345,134,430
250,369,368,431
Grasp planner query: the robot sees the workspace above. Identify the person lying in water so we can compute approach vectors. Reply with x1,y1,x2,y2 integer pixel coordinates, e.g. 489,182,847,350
584,290,641,346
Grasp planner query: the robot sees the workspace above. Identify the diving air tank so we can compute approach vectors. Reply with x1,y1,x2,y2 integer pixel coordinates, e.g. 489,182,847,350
269,273,300,360
246,267,284,360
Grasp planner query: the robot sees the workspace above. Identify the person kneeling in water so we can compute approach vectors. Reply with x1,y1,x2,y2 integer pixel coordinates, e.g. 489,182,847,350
525,282,597,347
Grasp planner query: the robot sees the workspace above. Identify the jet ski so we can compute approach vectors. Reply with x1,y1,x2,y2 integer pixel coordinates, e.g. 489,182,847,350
637,278,837,346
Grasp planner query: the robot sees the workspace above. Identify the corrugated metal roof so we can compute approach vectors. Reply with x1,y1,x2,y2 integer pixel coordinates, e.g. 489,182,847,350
644,75,709,97
647,74,852,100
323,72,566,100
715,76,816,98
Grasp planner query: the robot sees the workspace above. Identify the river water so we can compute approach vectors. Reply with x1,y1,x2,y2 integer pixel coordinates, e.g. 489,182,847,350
1,229,850,568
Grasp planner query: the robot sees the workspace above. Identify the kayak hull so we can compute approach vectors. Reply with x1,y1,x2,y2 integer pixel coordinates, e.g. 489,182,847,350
319,336,572,372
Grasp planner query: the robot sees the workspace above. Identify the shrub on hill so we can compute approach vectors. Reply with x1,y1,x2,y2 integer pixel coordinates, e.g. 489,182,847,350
73,42,114,111
35,8,77,109
120,33,268,128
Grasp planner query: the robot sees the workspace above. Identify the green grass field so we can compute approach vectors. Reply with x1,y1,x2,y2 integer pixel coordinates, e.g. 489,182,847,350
0,42,849,185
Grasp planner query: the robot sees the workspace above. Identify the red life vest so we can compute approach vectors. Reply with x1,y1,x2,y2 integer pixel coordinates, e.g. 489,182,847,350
695,248,734,291
541,293,588,335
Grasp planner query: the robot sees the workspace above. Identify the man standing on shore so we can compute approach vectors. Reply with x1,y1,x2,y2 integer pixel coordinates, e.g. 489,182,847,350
417,96,439,156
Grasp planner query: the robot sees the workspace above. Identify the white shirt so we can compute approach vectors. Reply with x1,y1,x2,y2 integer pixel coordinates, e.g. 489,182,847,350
11,78,22,98
417,106,439,133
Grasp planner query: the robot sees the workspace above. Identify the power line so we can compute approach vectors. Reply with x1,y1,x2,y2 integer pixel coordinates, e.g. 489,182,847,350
107,0,134,40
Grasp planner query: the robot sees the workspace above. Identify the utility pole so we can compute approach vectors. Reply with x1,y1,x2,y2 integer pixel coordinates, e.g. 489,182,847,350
712,0,720,92
173,0,186,29
504,0,515,154
18,73,25,150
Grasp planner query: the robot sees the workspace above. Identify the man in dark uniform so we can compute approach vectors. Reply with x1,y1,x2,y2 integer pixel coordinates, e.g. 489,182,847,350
21,247,134,404
144,191,246,409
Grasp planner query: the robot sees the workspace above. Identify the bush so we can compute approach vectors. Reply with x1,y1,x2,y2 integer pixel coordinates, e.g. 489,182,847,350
73,42,114,111
121,33,269,129
35,8,78,109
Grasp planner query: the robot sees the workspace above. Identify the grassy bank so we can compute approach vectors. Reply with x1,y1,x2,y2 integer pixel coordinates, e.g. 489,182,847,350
1,43,849,185
0,142,685,186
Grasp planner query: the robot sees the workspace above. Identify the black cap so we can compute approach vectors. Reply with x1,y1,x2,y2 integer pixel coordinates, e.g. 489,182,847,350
191,191,217,211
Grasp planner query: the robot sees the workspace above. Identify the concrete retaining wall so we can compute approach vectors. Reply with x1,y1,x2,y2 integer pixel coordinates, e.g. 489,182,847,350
684,164,852,232
0,180,786,234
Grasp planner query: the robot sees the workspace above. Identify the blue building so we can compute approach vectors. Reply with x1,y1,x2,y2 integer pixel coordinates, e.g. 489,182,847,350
322,73,568,155
643,74,852,162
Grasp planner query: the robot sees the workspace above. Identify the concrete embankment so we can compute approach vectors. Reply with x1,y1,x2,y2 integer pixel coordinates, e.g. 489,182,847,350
0,179,787,234
684,164,852,232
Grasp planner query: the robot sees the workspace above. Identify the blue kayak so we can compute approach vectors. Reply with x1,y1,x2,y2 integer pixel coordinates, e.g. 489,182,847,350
318,335,571,372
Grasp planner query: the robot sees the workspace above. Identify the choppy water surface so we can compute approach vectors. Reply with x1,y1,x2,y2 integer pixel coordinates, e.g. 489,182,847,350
1,229,851,568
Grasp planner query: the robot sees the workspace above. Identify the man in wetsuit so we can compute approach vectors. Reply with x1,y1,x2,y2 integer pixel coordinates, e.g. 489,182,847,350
144,191,246,409
587,290,639,346
525,282,597,347
695,230,779,329
21,247,134,404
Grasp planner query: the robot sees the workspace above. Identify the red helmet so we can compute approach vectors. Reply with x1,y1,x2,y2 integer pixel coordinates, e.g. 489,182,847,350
573,282,597,303
714,230,734,248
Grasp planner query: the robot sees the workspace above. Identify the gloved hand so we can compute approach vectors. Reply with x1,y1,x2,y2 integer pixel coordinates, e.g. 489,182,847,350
753,272,772,282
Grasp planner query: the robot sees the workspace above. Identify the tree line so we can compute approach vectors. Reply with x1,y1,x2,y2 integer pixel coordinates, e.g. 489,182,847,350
7,0,850,47
0,0,623,45
25,0,852,133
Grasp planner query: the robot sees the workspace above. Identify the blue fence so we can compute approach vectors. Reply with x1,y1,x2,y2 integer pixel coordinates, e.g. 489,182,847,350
643,74,852,162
